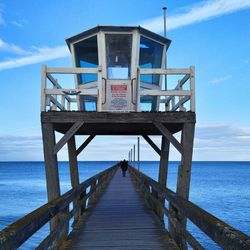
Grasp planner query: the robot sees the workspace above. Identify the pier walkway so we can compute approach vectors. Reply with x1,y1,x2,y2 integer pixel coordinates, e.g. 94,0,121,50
61,168,178,249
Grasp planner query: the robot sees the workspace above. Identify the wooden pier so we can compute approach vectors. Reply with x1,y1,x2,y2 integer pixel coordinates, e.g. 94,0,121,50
61,169,178,249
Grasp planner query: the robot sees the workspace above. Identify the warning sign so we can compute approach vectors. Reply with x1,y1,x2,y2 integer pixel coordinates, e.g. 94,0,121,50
110,84,128,110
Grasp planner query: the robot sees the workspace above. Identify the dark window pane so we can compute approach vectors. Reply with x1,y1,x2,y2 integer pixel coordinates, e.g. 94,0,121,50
139,36,163,85
74,35,98,84
105,34,132,79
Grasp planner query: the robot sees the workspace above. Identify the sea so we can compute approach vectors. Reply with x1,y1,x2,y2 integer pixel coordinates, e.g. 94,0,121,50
0,161,249,249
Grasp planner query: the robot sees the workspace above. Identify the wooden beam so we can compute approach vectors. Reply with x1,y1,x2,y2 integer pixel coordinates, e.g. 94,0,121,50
170,122,195,249
76,135,95,156
41,122,61,236
158,136,170,222
53,121,84,154
153,122,183,154
67,136,81,221
158,136,170,188
142,135,161,156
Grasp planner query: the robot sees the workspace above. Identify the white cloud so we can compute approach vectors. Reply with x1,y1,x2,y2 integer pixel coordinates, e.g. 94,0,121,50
0,45,70,71
141,0,250,33
0,38,30,55
210,74,231,84
12,20,24,28
1,124,249,161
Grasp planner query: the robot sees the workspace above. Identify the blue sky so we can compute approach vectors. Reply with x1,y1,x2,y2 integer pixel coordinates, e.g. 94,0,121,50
0,0,250,161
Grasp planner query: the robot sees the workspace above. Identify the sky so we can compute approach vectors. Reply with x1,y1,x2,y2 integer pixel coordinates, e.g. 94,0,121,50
0,0,250,161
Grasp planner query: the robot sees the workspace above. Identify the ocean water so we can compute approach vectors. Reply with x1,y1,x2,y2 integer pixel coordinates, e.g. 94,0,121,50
0,161,249,249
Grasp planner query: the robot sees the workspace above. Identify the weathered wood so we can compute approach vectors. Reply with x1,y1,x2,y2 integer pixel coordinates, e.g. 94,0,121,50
139,68,192,75
41,122,60,234
53,121,84,154
46,67,99,74
129,166,250,250
41,112,196,136
158,136,170,222
76,135,95,156
154,121,183,154
0,165,117,250
61,170,179,250
67,136,81,222
142,135,161,155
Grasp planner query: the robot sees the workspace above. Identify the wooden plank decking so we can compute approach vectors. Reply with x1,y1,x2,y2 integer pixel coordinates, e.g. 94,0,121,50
61,169,179,249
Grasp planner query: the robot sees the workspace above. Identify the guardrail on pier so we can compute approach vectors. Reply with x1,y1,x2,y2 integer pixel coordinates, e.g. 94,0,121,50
0,165,117,250
129,165,250,250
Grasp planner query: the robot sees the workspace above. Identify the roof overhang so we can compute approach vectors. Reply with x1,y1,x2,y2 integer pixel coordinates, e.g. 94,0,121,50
65,25,171,52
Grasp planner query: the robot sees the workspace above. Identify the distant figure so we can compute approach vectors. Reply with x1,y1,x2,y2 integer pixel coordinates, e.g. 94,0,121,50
120,160,128,177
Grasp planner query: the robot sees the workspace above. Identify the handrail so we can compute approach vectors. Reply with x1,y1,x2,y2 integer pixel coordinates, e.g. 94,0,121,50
41,65,195,112
138,66,195,112
0,165,118,250
128,166,250,250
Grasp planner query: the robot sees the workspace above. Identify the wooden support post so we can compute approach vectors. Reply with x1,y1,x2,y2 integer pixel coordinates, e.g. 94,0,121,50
169,122,195,249
42,122,68,247
67,136,81,222
158,136,170,222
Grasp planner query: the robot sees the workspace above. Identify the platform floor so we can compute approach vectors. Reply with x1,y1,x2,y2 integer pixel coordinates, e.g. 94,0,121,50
61,169,179,249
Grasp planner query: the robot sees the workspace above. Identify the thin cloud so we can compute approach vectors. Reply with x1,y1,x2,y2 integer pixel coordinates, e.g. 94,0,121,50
0,39,30,55
12,20,24,28
0,45,70,71
141,0,250,32
210,74,231,84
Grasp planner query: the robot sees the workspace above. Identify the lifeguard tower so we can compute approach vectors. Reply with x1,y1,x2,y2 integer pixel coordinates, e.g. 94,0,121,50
40,25,196,248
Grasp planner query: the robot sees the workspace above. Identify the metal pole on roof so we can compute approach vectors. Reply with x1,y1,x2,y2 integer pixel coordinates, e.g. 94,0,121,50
163,7,168,91
137,137,140,171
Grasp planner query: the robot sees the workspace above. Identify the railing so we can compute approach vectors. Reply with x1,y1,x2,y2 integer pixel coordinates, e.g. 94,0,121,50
41,65,195,112
0,165,118,250
128,166,250,250
138,67,195,112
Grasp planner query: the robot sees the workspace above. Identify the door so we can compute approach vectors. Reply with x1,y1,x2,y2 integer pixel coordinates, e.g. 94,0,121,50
102,33,135,111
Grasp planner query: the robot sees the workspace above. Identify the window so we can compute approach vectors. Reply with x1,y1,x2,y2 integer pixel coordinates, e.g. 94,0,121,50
139,36,163,85
74,35,98,84
105,34,132,79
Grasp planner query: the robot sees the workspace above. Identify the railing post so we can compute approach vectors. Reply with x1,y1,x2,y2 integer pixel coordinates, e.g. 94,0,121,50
190,66,195,112
136,68,141,111
97,66,103,111
41,65,47,112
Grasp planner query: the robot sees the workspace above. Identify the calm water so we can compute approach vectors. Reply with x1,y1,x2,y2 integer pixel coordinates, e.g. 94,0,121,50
0,161,249,249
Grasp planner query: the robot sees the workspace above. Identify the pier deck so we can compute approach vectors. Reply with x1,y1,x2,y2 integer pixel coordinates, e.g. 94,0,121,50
61,169,179,249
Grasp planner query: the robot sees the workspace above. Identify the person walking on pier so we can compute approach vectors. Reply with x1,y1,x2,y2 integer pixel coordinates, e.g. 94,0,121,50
120,160,128,177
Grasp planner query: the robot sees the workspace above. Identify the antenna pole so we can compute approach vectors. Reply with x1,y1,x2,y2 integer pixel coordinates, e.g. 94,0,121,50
163,7,167,91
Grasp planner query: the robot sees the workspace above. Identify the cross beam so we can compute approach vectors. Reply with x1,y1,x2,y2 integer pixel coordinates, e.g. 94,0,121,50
53,121,84,154
76,135,95,156
142,135,161,156
153,122,183,154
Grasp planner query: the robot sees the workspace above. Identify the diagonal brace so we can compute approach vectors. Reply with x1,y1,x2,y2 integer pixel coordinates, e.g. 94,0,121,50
142,135,161,156
53,121,84,154
153,121,183,154
76,135,95,156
